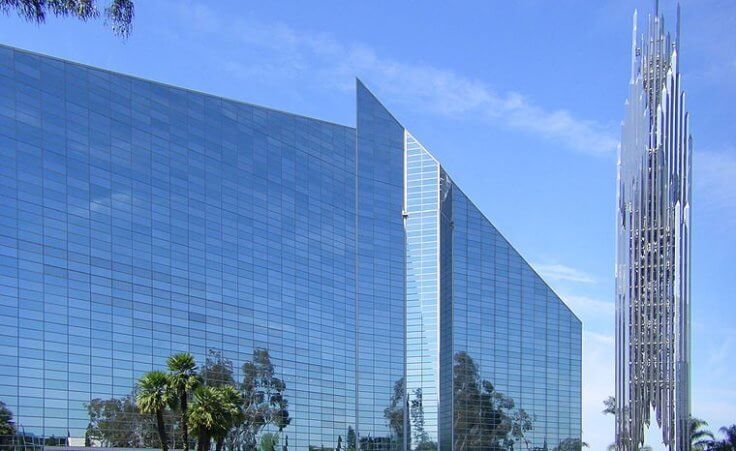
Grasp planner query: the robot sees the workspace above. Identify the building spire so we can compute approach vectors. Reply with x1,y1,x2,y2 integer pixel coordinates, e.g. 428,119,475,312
631,9,639,82
617,2,692,450
676,2,682,51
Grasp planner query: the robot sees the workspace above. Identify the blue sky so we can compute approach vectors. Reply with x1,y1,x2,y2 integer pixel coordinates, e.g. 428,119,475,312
1,0,734,448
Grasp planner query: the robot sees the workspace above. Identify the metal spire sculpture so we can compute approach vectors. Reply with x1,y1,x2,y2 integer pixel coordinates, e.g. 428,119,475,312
615,2,692,450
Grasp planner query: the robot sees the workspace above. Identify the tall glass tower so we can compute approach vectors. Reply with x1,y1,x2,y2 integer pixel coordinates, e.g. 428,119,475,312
616,4,692,450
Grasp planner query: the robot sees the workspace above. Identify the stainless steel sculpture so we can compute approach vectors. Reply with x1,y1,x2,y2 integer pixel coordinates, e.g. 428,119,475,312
615,3,692,450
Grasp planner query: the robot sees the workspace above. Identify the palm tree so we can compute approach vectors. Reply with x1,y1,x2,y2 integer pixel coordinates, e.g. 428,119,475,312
690,417,714,450
189,386,219,451
188,385,243,451
189,386,240,451
168,353,199,451
722,424,736,444
708,425,736,450
602,396,616,415
137,371,174,451
212,385,242,451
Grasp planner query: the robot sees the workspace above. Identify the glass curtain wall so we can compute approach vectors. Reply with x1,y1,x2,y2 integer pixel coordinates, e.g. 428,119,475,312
404,132,440,450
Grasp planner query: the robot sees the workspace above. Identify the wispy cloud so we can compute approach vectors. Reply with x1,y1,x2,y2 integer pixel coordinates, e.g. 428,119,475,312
586,330,614,346
706,335,735,377
563,295,615,316
167,2,618,155
533,263,597,284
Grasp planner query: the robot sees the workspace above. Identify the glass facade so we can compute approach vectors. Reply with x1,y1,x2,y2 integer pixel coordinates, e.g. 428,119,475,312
355,81,405,450
445,185,582,450
404,132,440,450
0,45,581,451
402,130,583,450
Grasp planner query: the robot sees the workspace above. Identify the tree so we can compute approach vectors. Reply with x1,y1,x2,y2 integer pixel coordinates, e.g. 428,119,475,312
137,370,174,451
410,388,427,447
452,351,532,450
85,395,140,447
85,393,181,449
689,417,714,451
603,396,625,451
603,396,616,415
259,432,279,451
383,377,406,450
347,426,357,451
0,400,16,447
213,385,243,451
189,385,242,451
708,425,736,450
359,435,391,451
554,438,589,451
189,386,220,451
201,349,236,388
509,408,534,448
228,349,291,450
409,388,437,450
168,352,200,451
0,0,134,36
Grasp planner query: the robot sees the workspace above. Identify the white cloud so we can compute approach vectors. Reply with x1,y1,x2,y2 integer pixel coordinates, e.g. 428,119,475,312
705,335,735,373
561,295,615,331
168,1,618,155
533,263,597,284
564,295,615,316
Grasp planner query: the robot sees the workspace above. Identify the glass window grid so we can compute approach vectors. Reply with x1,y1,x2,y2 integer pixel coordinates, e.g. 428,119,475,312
0,47,581,451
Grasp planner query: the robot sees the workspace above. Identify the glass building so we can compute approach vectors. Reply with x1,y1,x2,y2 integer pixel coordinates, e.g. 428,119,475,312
0,45,581,450
615,5,692,451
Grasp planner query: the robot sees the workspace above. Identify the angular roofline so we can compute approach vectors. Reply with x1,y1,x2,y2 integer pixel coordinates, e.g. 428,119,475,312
4,43,582,326
447,179,583,325
355,81,582,326
356,78,405,126
0,43,354,131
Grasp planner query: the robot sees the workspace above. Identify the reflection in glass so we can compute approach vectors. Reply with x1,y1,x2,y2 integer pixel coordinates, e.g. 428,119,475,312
444,176,582,448
404,132,440,450
0,46,582,451
80,349,291,451
0,43,358,448
452,352,532,451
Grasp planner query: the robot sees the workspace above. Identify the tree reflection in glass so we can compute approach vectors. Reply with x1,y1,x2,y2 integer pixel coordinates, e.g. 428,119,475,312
453,352,533,451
